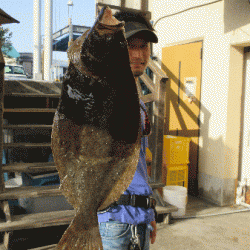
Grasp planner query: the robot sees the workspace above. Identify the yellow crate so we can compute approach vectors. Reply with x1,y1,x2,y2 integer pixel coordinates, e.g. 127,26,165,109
162,135,191,165
166,164,188,188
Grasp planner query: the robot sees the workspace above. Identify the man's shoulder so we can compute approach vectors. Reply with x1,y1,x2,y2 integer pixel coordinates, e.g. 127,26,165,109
139,99,147,112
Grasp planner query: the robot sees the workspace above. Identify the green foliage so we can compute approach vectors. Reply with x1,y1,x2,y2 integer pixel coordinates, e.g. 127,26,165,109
0,27,13,54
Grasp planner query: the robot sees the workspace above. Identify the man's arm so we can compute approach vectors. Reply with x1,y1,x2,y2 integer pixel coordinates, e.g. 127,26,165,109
150,220,157,244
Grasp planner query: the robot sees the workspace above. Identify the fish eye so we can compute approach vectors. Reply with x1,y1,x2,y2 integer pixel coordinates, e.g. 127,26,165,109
106,36,112,42
120,41,127,46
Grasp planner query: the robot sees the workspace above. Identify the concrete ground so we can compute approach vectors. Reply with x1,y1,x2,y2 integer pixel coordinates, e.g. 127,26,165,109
151,196,250,250
1,195,250,249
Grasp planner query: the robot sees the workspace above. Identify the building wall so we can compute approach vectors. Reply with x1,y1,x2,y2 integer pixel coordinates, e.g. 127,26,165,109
149,0,250,205
19,53,34,77
97,0,146,10
22,62,32,76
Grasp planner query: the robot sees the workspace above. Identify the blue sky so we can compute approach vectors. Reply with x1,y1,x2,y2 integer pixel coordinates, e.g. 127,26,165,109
1,0,96,61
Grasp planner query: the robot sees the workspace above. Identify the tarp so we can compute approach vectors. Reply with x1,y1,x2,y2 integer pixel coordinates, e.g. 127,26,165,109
0,8,19,24
1,45,20,58
53,34,81,52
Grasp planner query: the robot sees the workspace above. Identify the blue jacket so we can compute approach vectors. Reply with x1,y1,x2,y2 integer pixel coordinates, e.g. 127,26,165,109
97,100,154,225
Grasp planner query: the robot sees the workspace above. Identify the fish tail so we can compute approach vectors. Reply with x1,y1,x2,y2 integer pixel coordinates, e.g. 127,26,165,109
56,214,103,250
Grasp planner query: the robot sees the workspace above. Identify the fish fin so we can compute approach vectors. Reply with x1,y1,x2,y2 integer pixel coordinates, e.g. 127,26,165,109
59,175,77,208
56,214,103,250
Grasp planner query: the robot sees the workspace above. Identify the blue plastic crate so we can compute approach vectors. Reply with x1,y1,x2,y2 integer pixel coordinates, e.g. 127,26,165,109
21,172,60,187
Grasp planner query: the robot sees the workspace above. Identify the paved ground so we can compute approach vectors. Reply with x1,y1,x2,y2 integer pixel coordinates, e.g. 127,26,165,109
2,196,250,249
151,212,250,250
151,196,250,250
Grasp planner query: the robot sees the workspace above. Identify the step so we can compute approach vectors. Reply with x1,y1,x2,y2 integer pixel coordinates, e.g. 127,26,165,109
0,209,74,232
0,185,61,201
155,204,178,215
3,162,56,173
149,181,165,189
4,108,56,113
3,143,51,148
5,93,60,98
3,125,52,129
28,244,57,250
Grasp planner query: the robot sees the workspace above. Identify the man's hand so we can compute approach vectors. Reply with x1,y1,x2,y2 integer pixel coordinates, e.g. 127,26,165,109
150,220,157,244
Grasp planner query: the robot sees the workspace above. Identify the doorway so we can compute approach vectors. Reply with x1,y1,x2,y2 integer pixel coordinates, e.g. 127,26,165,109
161,41,203,196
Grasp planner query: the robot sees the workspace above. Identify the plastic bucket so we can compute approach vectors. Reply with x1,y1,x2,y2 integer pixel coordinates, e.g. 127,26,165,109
163,185,187,217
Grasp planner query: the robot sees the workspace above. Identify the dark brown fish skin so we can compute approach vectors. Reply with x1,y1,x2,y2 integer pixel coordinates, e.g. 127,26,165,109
51,7,141,250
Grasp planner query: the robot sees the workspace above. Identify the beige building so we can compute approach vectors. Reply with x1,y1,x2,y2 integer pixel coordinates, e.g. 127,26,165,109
148,0,250,206
96,0,250,206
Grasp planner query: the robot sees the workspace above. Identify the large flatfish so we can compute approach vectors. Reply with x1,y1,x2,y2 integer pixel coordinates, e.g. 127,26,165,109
51,6,141,250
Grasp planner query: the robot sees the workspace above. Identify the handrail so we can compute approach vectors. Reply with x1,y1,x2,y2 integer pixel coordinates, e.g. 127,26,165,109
139,57,169,187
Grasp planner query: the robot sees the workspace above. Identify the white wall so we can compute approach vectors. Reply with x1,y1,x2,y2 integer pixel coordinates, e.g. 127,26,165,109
148,0,250,204
98,0,142,9
150,0,227,176
98,0,141,9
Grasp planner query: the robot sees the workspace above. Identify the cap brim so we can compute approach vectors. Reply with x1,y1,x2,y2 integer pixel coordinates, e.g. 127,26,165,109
125,29,158,43
0,8,20,25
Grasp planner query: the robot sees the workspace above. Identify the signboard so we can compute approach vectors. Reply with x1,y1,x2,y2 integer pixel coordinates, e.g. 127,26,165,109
184,77,197,102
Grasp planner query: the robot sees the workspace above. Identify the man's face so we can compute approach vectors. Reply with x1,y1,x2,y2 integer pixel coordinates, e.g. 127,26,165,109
127,36,150,78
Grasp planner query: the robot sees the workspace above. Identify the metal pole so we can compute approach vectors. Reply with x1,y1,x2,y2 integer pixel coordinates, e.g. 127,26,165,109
44,0,53,81
67,1,74,48
0,41,5,192
33,0,42,80
68,18,73,47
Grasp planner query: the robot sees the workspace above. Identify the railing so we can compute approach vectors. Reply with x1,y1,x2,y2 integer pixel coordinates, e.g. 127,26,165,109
139,58,169,188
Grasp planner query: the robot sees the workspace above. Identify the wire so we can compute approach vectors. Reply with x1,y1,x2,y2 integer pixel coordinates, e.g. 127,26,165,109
153,0,223,28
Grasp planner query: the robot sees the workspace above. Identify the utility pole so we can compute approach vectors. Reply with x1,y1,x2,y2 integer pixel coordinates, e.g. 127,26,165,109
44,0,53,81
33,0,42,80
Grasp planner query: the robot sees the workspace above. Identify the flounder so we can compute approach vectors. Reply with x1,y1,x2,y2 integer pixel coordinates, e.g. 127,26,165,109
51,6,141,250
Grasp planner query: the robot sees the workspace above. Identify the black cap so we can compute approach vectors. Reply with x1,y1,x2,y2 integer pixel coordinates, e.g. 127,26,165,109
124,21,158,43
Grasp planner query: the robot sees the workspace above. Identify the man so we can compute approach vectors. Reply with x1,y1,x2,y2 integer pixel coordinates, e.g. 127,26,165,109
98,10,158,250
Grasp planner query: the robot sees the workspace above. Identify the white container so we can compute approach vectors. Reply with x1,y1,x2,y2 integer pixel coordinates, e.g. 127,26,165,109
163,185,188,217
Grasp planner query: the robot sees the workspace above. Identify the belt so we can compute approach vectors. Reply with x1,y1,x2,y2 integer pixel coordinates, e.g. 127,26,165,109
97,195,156,214
116,195,156,209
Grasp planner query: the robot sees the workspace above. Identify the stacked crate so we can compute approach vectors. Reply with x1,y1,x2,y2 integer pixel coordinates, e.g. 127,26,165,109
162,135,191,189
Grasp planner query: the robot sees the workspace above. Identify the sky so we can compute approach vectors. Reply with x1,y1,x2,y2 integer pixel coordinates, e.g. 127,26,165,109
1,0,96,61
